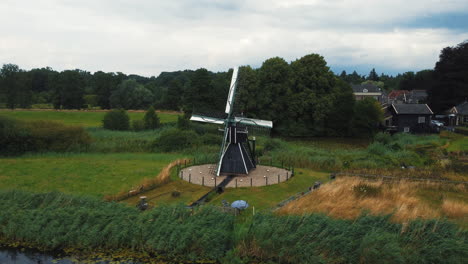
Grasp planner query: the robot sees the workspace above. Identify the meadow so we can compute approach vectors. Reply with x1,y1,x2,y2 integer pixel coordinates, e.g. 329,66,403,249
0,109,180,127
0,153,184,197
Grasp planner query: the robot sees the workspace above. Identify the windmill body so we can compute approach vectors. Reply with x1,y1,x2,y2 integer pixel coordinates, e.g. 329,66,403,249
190,67,273,176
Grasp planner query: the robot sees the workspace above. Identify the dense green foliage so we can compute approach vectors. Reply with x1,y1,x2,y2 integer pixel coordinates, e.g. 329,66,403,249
352,98,384,137
110,79,154,109
0,191,466,263
242,213,467,263
0,116,91,155
265,133,445,170
143,106,160,129
153,128,200,152
102,109,130,131
0,190,234,261
429,40,468,113
52,70,86,109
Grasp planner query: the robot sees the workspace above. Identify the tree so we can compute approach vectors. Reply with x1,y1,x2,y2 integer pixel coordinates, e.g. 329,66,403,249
183,68,214,114
367,68,379,81
257,57,291,133
165,79,183,110
0,64,20,109
102,109,130,130
93,71,120,109
352,98,383,137
51,70,85,109
144,106,160,129
110,79,154,109
428,40,468,113
325,79,355,136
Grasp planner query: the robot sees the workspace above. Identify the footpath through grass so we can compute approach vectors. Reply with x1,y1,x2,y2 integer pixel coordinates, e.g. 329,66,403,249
0,110,180,127
0,153,183,197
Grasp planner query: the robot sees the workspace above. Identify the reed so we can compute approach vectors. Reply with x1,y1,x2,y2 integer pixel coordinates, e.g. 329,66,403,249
277,177,467,223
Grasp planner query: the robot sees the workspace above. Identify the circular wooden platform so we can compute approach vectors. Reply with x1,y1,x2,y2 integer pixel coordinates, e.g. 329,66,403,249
179,164,292,188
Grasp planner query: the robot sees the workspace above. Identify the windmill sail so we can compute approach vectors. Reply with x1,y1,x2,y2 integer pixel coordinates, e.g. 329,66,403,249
225,67,238,115
190,114,225,125
234,117,273,129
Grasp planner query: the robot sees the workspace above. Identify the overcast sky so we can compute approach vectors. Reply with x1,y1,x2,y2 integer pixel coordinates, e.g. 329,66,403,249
1,0,468,77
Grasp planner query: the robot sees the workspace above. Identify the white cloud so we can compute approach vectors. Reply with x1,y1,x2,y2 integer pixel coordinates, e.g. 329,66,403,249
0,0,467,75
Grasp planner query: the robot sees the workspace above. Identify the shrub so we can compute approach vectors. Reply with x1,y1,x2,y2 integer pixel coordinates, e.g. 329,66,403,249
132,119,145,132
102,109,130,131
367,142,389,156
200,133,221,145
374,132,392,145
0,116,91,155
153,128,199,152
177,115,191,130
144,106,160,130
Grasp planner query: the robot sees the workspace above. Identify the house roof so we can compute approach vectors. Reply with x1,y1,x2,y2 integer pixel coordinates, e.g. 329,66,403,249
454,101,468,115
388,90,410,99
392,103,433,115
351,83,381,93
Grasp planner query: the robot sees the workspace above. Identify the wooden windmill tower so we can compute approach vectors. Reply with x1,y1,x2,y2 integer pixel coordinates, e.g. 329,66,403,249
190,67,273,176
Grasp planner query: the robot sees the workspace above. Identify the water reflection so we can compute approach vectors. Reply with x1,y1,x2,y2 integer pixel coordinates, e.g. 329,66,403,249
0,247,143,264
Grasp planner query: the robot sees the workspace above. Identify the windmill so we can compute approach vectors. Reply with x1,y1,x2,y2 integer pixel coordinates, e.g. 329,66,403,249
190,67,273,176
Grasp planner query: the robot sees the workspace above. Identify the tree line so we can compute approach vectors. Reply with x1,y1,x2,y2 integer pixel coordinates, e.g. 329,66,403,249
1,40,466,136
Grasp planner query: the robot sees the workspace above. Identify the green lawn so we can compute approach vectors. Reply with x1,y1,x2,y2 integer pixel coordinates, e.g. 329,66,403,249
446,136,468,152
209,168,330,211
0,153,183,197
0,110,180,127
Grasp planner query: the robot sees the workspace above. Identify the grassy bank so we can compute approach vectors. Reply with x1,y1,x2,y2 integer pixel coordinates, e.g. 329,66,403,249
0,153,183,197
0,110,180,127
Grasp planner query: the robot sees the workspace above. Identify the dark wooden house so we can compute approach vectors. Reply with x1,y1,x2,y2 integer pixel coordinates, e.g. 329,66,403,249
388,104,433,133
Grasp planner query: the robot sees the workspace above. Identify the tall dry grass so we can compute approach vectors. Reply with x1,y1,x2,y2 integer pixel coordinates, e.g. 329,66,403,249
277,177,467,223
104,158,189,201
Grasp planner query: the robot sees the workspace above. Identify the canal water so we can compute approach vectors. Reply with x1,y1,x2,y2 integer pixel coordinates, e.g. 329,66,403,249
0,247,143,264
0,246,74,264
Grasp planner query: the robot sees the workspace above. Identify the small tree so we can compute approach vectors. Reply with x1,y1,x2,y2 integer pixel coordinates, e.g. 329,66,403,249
143,106,160,130
103,109,130,131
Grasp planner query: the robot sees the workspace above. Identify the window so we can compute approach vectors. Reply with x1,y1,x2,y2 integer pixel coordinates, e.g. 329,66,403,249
404,127,410,133
418,116,425,123
464,116,468,123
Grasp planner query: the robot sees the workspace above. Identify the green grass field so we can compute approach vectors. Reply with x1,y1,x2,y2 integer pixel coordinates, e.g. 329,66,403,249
209,169,330,211
0,110,180,127
121,168,330,212
447,136,468,152
0,153,183,197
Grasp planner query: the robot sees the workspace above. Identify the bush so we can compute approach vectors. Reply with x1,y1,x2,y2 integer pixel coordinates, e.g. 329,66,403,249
177,115,191,130
374,132,392,145
144,106,160,130
132,119,145,132
0,116,91,155
153,128,199,152
102,109,130,131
